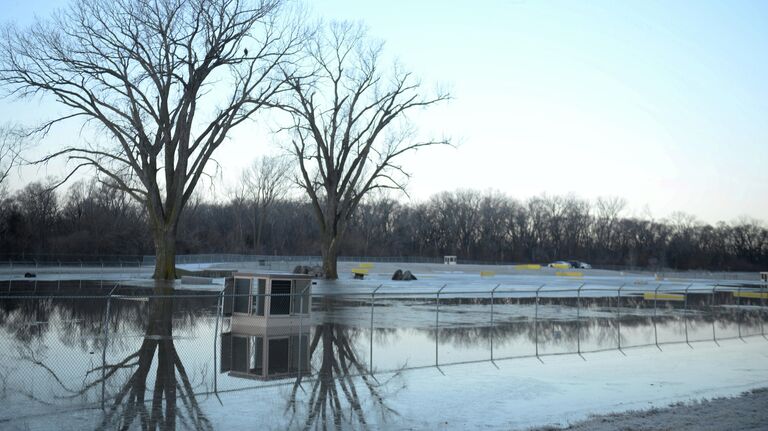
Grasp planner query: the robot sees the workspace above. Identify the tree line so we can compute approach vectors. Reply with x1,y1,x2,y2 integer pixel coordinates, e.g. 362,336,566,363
2,180,765,271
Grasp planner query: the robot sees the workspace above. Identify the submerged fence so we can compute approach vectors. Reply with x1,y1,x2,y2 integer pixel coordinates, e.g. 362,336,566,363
1,279,767,369
1,278,766,429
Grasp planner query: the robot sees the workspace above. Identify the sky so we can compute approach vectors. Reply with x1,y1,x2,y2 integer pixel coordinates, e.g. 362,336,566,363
1,0,767,224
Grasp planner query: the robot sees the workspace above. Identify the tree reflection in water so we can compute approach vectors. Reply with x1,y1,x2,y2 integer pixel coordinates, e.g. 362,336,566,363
87,286,212,431
286,302,402,430
2,286,765,429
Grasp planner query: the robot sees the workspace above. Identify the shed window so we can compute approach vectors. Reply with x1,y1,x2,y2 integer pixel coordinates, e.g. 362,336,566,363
233,278,251,314
270,280,291,315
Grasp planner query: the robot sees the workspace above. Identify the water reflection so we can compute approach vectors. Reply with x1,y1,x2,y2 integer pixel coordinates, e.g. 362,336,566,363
94,286,213,430
0,284,215,431
285,318,401,429
221,298,401,430
0,285,766,430
221,326,310,380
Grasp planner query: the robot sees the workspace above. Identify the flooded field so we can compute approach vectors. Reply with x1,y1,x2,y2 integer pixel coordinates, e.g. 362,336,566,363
0,278,767,430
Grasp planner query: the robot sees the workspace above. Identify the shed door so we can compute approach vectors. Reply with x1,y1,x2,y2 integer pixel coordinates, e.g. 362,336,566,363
233,278,251,314
220,332,232,373
223,278,234,316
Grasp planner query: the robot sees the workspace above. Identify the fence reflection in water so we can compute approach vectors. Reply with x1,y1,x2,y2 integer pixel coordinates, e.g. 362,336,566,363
0,279,766,412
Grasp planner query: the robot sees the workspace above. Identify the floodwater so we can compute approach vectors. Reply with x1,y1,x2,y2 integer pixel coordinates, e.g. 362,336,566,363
0,281,766,430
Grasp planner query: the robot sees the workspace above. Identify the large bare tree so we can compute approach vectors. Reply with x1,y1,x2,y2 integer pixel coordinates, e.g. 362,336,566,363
0,0,300,279
280,22,449,279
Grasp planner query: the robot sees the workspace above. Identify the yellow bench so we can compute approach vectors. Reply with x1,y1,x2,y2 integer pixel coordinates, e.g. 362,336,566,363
550,263,570,269
351,268,369,279
732,291,768,299
556,271,583,277
480,271,496,277
643,292,684,301
513,264,541,270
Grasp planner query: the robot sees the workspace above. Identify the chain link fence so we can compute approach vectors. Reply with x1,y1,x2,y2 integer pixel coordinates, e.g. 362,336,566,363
0,278,766,428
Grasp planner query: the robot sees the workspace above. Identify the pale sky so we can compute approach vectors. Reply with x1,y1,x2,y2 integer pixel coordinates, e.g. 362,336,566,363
1,0,767,224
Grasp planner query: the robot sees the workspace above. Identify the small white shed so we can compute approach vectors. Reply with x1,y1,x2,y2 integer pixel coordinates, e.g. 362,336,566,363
223,272,312,327
444,255,457,265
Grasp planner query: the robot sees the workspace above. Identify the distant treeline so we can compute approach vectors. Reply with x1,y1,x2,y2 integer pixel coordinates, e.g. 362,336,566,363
1,180,766,271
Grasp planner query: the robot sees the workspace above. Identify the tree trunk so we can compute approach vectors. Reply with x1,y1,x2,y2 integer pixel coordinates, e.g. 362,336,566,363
152,225,178,280
256,205,265,254
251,205,260,254
321,235,340,280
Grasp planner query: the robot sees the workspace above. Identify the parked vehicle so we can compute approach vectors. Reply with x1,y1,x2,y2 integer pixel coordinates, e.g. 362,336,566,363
548,260,592,269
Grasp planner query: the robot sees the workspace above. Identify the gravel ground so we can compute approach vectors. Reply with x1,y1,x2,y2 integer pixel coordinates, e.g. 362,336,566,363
530,388,768,431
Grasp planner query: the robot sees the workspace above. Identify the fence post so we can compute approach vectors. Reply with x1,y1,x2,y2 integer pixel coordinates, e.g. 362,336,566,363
761,277,767,340
490,284,500,363
737,284,744,342
435,284,447,368
213,291,223,394
297,286,303,380
576,284,585,360
369,284,382,374
534,284,544,362
101,283,119,410
684,284,693,348
653,284,662,351
617,284,626,356
712,284,719,346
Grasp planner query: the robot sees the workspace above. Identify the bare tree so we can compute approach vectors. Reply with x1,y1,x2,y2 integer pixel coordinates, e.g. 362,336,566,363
241,154,291,252
0,123,23,189
0,0,300,279
225,183,251,252
280,22,449,278
16,181,59,253
594,196,627,258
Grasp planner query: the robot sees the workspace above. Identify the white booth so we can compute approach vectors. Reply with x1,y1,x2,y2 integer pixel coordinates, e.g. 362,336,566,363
221,272,313,381
444,255,457,265
223,273,312,328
